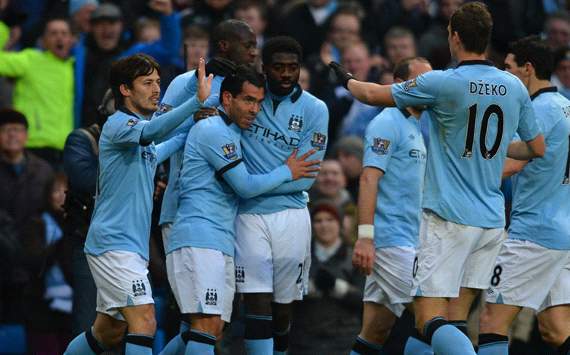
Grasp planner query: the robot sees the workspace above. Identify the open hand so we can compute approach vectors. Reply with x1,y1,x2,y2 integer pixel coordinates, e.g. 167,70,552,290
352,238,375,275
285,149,320,180
197,58,214,103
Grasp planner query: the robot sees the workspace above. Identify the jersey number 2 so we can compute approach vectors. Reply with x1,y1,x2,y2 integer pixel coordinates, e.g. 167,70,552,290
462,104,504,160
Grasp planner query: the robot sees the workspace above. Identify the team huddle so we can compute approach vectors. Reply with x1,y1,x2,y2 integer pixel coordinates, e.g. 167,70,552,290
63,2,569,355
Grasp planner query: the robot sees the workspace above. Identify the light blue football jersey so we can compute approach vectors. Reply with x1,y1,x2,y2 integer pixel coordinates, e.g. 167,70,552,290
167,112,292,256
392,60,541,228
158,71,224,225
239,86,329,214
509,87,570,250
84,108,191,260
363,108,426,248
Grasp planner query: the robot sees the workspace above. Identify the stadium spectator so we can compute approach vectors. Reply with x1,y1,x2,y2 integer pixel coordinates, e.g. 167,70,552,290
0,108,53,325
552,46,570,99
299,65,312,92
20,173,72,354
544,11,570,49
383,26,417,70
328,42,381,141
309,159,353,213
307,4,363,99
234,0,267,70
333,135,363,202
279,0,339,58
289,202,364,355
177,25,210,72
0,17,74,167
180,0,234,33
419,0,464,69
69,0,98,34
74,1,181,128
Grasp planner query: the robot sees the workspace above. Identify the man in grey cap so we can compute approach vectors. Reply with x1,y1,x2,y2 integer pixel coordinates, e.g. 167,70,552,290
73,0,181,128
333,136,364,201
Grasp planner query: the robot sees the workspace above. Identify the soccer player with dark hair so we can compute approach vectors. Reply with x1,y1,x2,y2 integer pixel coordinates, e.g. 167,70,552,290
329,2,545,354
477,36,570,355
350,57,432,355
157,18,258,355
235,36,329,355
64,54,212,355
163,65,318,355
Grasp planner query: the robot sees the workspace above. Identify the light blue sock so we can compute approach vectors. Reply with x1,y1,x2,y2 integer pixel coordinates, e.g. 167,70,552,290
125,334,154,355
64,329,103,355
245,338,273,355
477,342,508,355
431,324,476,355
404,335,433,355
126,342,153,355
184,330,216,355
159,321,191,355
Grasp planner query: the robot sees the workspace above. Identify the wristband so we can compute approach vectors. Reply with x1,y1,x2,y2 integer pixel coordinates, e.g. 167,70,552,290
358,224,374,240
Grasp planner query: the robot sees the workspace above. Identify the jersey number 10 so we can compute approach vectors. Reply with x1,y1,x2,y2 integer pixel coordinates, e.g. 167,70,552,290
462,104,504,160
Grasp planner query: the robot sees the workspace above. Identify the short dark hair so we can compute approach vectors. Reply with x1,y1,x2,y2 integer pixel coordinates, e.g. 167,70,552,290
42,17,71,36
509,36,554,80
212,19,253,54
449,2,493,54
393,57,430,81
219,65,265,105
0,108,28,129
110,54,160,109
262,36,303,65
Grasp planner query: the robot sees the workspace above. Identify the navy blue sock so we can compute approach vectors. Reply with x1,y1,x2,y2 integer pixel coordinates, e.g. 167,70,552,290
273,324,289,355
425,317,475,355
125,334,154,355
350,336,384,355
559,336,570,355
244,314,273,355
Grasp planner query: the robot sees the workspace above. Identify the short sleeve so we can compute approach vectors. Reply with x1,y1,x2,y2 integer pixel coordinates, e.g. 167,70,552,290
363,115,400,173
198,125,243,172
108,114,149,146
516,94,541,141
391,70,442,109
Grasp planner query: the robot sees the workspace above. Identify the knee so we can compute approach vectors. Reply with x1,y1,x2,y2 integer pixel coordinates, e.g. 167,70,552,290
138,311,157,335
538,321,565,347
96,324,127,348
478,306,495,333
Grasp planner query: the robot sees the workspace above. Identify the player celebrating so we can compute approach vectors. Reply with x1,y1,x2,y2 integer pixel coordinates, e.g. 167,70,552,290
329,3,545,355
235,36,329,355
64,54,212,355
158,18,257,245
349,57,432,355
477,36,570,355
165,66,319,355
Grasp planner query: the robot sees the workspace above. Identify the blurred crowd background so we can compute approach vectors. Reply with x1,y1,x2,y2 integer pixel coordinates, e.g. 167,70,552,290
0,0,569,354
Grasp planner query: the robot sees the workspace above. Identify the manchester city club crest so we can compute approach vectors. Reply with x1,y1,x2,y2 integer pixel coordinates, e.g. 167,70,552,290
205,288,218,306
222,143,238,160
288,114,304,132
372,137,391,155
310,132,327,150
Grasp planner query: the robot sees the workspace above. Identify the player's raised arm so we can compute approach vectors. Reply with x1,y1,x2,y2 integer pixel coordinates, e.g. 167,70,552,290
329,61,395,107
139,58,213,144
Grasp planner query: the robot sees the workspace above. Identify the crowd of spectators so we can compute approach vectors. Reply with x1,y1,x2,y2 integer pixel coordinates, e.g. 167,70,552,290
1,0,569,353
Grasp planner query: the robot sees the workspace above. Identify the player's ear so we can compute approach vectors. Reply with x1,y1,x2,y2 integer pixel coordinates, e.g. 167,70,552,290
524,62,534,77
119,84,131,98
221,90,232,106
